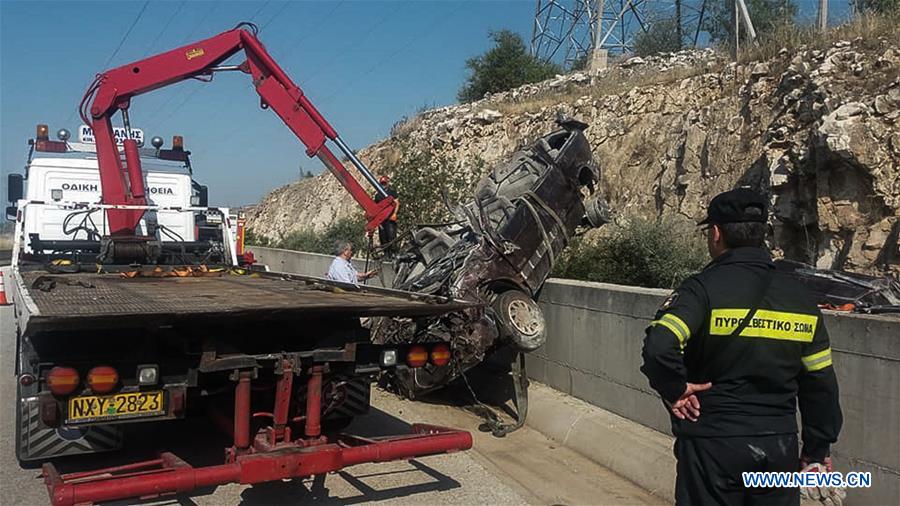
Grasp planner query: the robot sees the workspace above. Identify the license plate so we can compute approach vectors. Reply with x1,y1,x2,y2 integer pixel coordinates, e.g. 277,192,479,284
67,391,164,423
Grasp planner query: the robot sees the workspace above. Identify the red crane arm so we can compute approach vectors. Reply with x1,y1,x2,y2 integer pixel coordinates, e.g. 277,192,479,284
85,25,394,236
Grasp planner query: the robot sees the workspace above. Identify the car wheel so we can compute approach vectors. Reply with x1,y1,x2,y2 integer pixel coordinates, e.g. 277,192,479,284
493,290,546,351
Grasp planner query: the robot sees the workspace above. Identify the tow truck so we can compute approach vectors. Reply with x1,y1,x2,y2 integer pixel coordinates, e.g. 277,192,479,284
5,22,472,505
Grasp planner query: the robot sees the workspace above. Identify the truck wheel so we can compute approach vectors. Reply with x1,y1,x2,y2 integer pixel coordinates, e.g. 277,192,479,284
323,416,354,432
492,290,546,351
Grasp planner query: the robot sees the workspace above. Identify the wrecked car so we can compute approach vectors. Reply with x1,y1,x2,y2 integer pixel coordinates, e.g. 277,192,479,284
776,260,900,314
372,118,610,406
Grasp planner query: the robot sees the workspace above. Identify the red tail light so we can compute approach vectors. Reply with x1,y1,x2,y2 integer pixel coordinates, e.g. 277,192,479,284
47,367,80,396
35,140,68,152
430,343,451,367
87,366,119,394
406,345,428,368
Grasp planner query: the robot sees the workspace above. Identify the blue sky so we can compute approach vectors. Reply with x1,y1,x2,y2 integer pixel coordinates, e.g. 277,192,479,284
1,0,854,206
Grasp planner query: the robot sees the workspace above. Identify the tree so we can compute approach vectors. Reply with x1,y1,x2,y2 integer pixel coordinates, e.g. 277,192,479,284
704,0,797,45
634,17,683,56
570,53,590,71
458,30,561,103
389,142,479,225
278,217,367,255
853,0,899,13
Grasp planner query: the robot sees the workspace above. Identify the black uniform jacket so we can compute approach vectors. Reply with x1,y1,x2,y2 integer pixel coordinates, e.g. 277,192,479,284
641,247,842,460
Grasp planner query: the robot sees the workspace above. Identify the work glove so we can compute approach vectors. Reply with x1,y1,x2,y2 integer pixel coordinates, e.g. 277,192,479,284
799,458,846,506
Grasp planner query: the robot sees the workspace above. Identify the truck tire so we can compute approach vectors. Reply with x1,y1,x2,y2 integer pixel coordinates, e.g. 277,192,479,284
323,416,354,433
492,290,546,352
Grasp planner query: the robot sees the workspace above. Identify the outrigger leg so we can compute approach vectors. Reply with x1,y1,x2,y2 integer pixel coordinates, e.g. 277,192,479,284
42,359,472,506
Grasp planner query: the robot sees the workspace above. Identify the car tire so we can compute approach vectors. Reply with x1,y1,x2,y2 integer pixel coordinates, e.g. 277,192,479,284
492,290,546,352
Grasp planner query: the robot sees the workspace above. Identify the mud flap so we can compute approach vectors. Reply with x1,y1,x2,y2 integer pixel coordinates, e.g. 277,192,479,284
17,396,122,463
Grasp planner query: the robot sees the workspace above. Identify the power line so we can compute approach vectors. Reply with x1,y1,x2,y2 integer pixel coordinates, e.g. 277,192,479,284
300,1,408,86
143,1,186,57
65,0,151,127
138,1,222,128
281,0,346,55
228,1,467,163
186,0,348,144
260,1,292,31
248,0,272,22
319,1,468,105
181,0,221,44
143,83,205,132
103,1,151,69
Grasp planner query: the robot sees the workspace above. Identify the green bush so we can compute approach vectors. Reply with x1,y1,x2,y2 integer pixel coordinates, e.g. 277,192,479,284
854,0,899,13
244,228,274,247
458,30,562,103
704,0,797,46
634,17,683,56
554,217,708,289
277,217,368,255
388,143,479,226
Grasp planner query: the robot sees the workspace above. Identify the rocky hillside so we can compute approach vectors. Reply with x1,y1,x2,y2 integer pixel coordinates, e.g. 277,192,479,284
247,37,900,274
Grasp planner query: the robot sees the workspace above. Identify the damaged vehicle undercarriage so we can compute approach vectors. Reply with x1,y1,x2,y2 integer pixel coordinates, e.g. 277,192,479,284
371,119,610,432
777,260,900,314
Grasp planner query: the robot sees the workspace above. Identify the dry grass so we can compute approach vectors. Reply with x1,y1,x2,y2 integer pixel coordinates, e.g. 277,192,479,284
493,62,726,116
390,113,424,139
489,11,899,118
741,10,900,64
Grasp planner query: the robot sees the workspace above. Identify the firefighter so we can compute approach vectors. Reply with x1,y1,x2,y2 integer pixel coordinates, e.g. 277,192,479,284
640,188,842,505
375,175,399,255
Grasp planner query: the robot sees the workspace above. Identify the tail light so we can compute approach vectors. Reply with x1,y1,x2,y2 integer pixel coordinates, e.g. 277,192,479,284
35,140,68,152
87,366,119,394
46,367,80,396
406,345,428,368
430,343,451,367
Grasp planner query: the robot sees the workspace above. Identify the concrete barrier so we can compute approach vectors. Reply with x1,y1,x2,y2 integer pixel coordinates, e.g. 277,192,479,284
249,247,900,504
251,246,394,287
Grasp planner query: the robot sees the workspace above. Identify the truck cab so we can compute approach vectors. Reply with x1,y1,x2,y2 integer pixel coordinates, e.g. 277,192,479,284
6,125,239,265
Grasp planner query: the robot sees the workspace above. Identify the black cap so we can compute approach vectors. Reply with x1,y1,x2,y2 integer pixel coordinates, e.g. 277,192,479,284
699,188,768,225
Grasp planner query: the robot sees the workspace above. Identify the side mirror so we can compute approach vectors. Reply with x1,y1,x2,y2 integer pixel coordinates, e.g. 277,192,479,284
6,205,17,221
198,185,208,207
7,173,23,202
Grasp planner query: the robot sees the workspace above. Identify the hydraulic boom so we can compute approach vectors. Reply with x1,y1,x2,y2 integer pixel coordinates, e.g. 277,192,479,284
81,22,395,240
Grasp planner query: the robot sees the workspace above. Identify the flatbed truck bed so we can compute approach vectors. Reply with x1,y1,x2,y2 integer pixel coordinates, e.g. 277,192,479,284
13,268,472,335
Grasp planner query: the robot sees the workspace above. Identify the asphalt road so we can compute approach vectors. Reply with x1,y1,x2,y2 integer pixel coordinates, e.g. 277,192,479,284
0,266,662,505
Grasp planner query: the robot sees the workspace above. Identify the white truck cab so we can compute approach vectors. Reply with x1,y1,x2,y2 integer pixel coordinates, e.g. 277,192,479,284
6,125,238,264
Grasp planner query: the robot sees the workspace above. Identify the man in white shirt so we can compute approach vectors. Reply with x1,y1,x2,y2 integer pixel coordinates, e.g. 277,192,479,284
326,241,376,286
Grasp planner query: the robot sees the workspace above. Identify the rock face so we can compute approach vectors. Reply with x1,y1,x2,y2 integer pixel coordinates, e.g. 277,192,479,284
248,41,900,275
